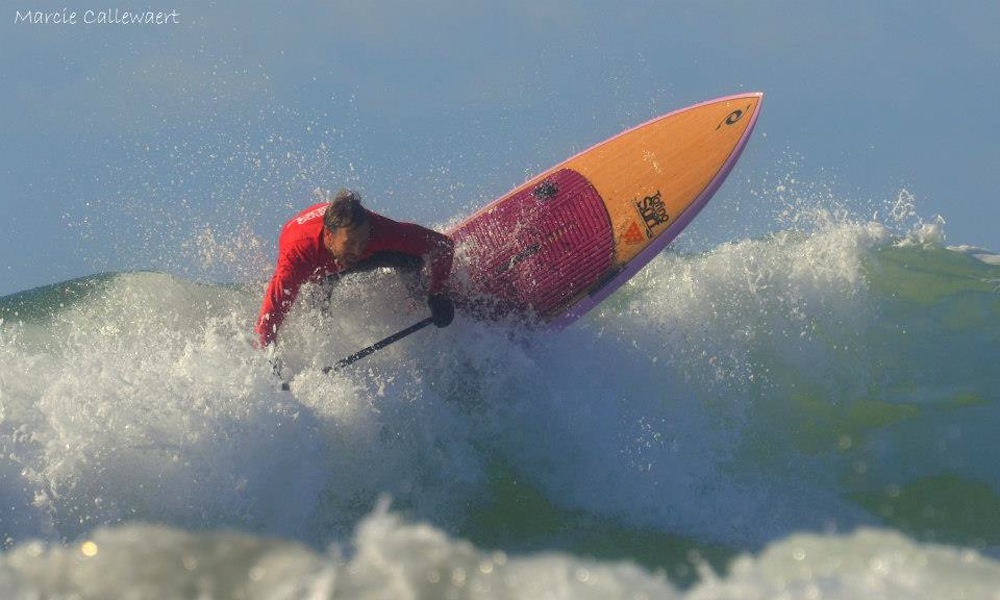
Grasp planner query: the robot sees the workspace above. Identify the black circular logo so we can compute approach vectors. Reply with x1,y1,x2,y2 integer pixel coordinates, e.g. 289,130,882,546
533,180,559,200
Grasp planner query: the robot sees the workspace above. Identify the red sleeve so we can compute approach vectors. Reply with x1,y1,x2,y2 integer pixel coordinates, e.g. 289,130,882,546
255,247,313,348
422,227,454,296
379,220,454,295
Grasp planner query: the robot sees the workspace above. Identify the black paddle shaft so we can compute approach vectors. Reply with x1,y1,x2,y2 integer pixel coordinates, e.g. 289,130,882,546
280,317,434,391
322,316,435,373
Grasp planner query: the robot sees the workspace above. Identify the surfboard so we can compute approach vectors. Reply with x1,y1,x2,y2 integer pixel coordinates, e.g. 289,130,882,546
447,92,763,327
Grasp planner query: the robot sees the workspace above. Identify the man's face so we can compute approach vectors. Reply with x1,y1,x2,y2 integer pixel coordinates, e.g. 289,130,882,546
324,221,371,268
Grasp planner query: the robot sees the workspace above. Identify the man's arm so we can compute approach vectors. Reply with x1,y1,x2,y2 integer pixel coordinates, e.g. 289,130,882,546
423,229,454,296
255,251,312,348
375,218,454,294
395,223,454,327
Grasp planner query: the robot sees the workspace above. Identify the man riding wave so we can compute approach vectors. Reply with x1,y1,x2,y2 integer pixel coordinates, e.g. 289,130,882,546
256,188,455,349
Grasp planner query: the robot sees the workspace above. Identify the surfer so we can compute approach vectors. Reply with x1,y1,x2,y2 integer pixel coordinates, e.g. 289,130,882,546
255,188,455,349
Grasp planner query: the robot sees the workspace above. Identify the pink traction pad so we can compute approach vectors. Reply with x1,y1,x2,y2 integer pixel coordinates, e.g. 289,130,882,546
450,168,614,320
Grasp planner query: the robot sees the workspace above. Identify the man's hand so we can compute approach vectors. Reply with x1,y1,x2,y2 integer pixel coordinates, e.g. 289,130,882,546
428,294,455,328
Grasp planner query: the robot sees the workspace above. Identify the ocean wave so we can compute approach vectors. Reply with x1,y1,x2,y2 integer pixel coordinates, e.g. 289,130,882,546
1,219,998,592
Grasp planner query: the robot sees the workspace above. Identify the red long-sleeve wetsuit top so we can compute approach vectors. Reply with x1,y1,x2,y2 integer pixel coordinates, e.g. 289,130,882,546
256,203,454,347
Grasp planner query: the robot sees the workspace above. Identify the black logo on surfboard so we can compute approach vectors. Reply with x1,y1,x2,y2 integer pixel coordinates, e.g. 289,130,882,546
533,180,559,200
716,104,752,130
634,191,669,238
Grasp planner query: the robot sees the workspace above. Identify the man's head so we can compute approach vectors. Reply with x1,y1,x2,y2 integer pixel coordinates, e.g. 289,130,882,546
323,188,371,268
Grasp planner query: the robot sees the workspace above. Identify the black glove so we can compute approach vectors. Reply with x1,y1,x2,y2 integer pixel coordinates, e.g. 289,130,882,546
428,293,455,328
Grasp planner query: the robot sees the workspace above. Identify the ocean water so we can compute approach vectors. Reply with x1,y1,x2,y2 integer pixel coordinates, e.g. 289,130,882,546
1,205,999,598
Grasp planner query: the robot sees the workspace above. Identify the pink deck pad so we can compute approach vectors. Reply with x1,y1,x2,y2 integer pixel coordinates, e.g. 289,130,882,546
451,168,613,320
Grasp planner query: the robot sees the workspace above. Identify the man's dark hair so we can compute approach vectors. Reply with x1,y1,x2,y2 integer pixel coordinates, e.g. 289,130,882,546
323,188,368,230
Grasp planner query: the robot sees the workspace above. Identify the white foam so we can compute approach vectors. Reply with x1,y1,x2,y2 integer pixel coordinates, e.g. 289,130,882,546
1,274,331,543
948,245,1000,265
3,509,1000,599
688,528,1000,600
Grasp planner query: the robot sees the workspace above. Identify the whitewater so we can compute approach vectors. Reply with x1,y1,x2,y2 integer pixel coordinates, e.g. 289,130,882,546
1,196,999,598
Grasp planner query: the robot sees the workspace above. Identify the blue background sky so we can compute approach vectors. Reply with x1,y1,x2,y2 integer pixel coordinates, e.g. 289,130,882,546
2,1,998,296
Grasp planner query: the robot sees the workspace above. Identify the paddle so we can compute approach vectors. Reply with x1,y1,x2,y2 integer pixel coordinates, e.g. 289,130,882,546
280,316,435,391
323,316,435,372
